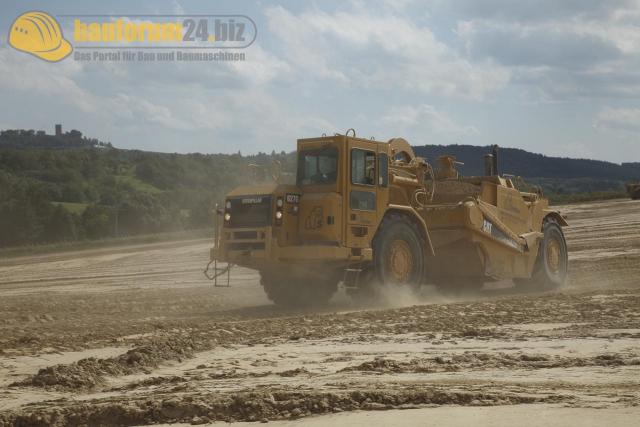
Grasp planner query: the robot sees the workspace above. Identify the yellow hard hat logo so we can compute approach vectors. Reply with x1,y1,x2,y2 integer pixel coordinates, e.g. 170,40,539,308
9,11,72,62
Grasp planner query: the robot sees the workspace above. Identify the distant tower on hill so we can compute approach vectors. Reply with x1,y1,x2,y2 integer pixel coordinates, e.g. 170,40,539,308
55,124,62,136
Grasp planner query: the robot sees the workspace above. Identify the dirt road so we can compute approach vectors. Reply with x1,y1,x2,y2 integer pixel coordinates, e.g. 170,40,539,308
0,199,639,426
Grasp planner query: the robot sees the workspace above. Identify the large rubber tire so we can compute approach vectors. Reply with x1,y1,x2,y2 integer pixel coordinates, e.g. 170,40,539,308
372,214,425,292
515,219,568,290
260,271,338,308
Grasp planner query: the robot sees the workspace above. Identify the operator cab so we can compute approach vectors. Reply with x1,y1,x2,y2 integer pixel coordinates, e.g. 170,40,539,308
297,145,338,186
295,133,391,251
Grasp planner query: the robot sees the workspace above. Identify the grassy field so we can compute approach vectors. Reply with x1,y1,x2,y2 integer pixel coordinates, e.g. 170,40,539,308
115,173,163,193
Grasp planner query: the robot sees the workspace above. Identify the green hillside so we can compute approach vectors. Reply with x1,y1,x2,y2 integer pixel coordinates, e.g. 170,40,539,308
0,129,294,248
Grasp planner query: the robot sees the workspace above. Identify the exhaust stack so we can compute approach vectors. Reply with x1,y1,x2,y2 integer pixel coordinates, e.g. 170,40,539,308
491,145,499,176
484,154,494,176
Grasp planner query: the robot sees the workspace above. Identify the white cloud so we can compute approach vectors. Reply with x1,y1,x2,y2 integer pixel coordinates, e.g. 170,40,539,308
454,1,640,101
104,87,336,151
265,7,350,83
265,6,509,99
0,48,96,112
457,20,623,68
444,0,637,22
227,44,293,86
382,104,479,137
108,94,193,130
594,107,640,132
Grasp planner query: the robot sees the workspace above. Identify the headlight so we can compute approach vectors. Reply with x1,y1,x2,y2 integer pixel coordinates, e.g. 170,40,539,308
276,198,284,208
275,211,283,220
224,213,231,221
225,200,231,209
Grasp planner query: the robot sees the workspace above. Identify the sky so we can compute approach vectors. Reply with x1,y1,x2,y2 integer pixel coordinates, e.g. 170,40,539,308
1,0,639,163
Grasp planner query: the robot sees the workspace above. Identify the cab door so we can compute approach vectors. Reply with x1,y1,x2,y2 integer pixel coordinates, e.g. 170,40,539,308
345,140,385,249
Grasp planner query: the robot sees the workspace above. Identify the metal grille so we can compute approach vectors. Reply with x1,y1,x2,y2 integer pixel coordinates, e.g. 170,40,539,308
227,196,272,228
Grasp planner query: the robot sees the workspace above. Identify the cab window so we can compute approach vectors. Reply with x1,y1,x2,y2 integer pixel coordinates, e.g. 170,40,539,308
297,146,338,185
379,153,388,187
351,149,376,186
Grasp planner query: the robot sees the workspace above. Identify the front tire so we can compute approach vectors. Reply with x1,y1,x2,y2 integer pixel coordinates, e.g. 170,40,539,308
515,219,568,290
372,215,425,292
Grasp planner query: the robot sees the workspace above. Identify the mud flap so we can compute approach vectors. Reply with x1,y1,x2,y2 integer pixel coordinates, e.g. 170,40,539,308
520,231,544,252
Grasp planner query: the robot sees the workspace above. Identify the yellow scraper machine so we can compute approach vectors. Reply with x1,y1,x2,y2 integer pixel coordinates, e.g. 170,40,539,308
205,130,568,306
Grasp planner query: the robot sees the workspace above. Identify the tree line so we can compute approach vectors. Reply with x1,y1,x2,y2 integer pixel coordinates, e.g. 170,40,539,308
0,130,294,248
415,144,640,182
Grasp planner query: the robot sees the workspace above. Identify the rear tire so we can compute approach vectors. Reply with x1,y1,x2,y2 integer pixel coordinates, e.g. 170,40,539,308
515,219,568,290
260,271,337,308
372,214,425,293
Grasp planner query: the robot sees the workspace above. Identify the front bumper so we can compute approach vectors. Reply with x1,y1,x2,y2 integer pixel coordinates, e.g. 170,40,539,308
211,227,372,266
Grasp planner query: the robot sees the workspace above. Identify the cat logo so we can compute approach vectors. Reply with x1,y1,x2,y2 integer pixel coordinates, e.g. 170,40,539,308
9,11,73,62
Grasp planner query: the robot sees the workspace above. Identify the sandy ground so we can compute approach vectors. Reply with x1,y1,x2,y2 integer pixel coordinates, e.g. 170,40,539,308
0,198,639,426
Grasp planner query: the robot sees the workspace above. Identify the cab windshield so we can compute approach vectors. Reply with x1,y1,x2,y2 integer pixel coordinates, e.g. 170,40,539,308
297,146,338,185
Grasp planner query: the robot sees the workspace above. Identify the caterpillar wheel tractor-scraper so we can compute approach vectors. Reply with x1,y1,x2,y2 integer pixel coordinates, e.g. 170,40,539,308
205,130,569,306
